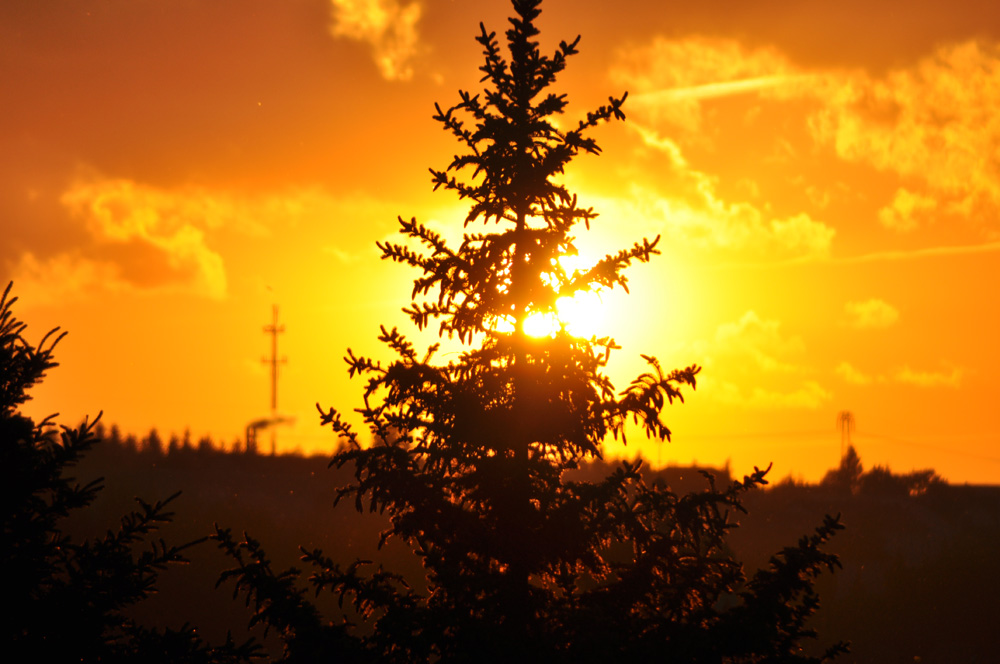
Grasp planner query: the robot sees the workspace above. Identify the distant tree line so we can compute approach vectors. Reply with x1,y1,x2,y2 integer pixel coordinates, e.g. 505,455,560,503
88,422,249,457
86,421,949,502
818,445,944,497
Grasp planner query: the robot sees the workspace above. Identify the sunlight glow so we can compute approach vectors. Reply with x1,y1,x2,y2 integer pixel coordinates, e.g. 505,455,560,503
523,290,607,339
522,311,558,337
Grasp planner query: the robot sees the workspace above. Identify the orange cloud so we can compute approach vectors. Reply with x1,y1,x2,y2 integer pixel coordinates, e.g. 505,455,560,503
329,0,423,81
706,379,832,410
686,311,830,410
7,252,124,307
592,181,834,259
894,364,964,388
834,361,873,385
47,176,392,301
611,37,802,133
60,178,231,299
843,298,899,329
832,361,963,389
878,187,938,232
615,34,1000,239
713,311,805,373
809,40,1000,225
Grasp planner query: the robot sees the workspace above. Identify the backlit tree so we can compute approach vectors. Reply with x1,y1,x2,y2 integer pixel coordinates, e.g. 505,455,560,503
0,282,258,662
217,2,846,661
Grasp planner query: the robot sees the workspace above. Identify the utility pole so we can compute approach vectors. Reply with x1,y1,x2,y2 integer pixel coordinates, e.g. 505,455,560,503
262,305,286,455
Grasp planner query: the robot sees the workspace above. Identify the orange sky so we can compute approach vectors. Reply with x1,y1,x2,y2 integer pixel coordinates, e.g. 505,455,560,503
3,0,999,483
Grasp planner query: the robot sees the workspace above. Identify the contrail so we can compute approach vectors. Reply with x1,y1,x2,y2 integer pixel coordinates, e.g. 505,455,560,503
630,75,807,103
717,241,1000,269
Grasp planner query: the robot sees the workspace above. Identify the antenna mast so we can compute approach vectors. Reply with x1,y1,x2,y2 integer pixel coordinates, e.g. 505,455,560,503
836,410,855,460
262,304,286,455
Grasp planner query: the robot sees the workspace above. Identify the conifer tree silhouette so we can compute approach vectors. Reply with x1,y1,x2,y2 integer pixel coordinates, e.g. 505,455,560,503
0,282,258,663
217,2,847,661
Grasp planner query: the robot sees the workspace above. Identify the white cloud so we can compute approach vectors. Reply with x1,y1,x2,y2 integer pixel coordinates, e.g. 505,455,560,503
329,0,423,81
843,298,899,329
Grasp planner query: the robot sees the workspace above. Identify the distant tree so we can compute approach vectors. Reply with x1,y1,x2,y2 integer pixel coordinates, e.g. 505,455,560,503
216,2,845,661
198,434,216,455
145,427,164,456
0,282,258,662
822,444,864,494
858,463,943,497
899,468,944,496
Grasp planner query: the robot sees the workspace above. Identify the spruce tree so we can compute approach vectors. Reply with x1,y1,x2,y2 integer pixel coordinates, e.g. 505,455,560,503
0,282,258,662
218,2,846,660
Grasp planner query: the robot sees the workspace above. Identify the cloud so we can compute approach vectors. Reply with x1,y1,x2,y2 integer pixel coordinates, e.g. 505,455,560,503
596,181,835,259
707,379,832,410
611,37,803,133
628,125,689,168
329,0,423,81
833,360,963,388
769,213,836,255
809,40,1000,224
840,241,1000,263
60,178,233,299
835,361,873,385
713,311,805,373
878,187,938,232
13,175,381,302
6,252,125,307
599,36,844,262
685,311,829,410
614,35,1000,235
894,364,964,388
322,246,364,264
738,239,1000,269
843,298,899,329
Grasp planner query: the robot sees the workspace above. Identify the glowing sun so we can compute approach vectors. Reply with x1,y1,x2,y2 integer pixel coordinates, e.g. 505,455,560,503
523,289,607,339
